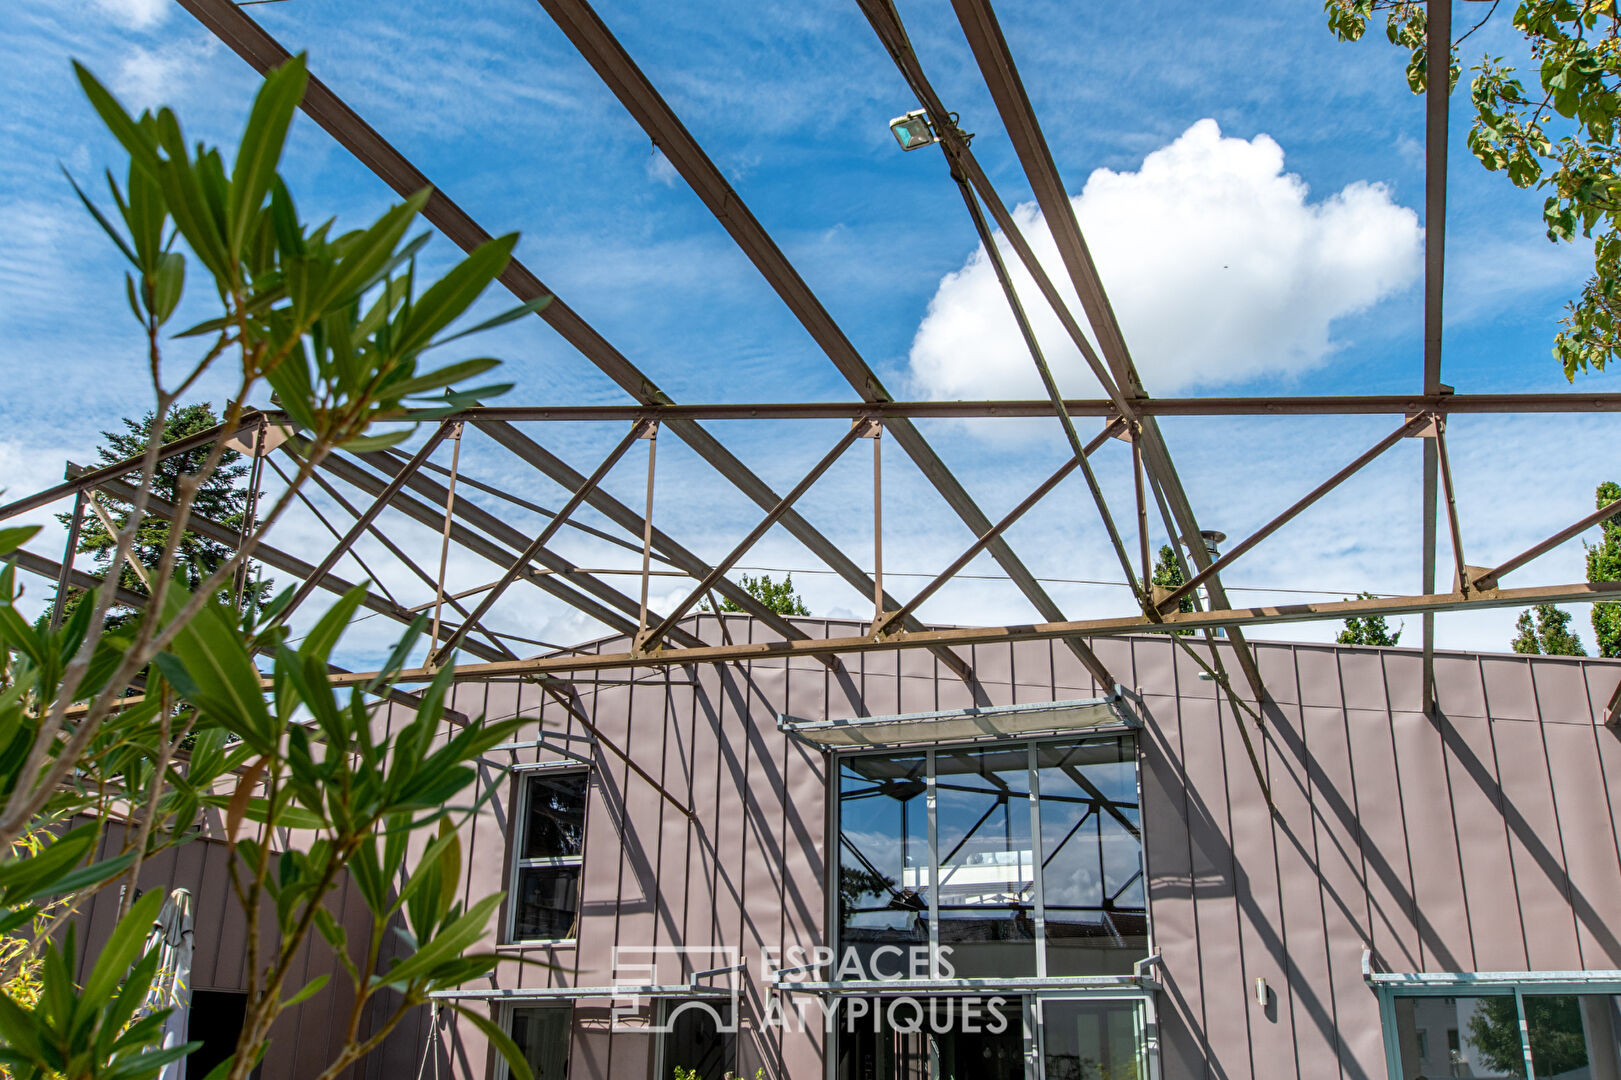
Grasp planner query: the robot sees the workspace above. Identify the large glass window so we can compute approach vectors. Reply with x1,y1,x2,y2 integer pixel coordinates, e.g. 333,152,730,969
837,752,930,974
835,734,1145,980
935,746,1037,977
504,1006,570,1080
1390,991,1621,1079
1037,740,1147,975
1042,998,1149,1080
509,770,587,942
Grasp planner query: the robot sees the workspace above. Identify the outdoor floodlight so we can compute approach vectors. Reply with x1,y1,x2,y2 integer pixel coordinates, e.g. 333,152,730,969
889,109,937,151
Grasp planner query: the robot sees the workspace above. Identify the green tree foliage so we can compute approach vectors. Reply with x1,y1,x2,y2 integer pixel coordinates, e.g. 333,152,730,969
1513,602,1588,655
1324,0,1621,377
1589,480,1621,657
1466,994,1588,1076
717,572,809,616
1337,593,1403,646
0,55,546,1080
1151,544,1193,635
49,403,274,630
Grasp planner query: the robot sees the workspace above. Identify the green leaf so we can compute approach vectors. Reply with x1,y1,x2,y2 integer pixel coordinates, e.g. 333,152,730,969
393,234,518,357
385,357,502,400
151,251,186,325
62,165,138,268
72,62,160,177
80,889,166,1015
301,583,369,664
338,427,416,453
313,189,430,313
229,54,308,260
0,525,41,556
0,822,97,902
425,294,552,349
24,850,136,902
455,1004,535,1080
160,584,275,751
280,972,329,1008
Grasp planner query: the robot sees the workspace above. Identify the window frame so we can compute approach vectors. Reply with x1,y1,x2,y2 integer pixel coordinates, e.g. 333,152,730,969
494,1001,573,1080
1368,968,1621,1079
505,762,589,946
827,728,1150,983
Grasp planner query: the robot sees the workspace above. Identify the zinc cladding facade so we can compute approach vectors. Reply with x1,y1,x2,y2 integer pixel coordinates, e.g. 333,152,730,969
78,615,1621,1079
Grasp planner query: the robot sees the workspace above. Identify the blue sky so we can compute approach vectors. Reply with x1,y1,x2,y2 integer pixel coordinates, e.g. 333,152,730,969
1,0,1615,665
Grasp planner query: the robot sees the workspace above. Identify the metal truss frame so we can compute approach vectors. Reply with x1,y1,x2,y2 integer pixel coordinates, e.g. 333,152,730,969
4,0,1617,718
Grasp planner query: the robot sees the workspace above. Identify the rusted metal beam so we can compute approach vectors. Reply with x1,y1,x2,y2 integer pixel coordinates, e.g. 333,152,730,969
317,578,1621,684
530,0,1110,688
275,422,454,629
318,449,706,648
1421,0,1453,715
430,421,650,666
639,424,863,651
288,456,517,660
407,393,1621,422
949,167,1143,605
88,474,513,661
0,412,260,523
1156,414,1432,613
874,420,1123,635
1472,492,1621,591
470,416,849,672
1435,424,1470,594
11,547,462,720
936,0,1267,700
176,0,979,685
49,492,86,631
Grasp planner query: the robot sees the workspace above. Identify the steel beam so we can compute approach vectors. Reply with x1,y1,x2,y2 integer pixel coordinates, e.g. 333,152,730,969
530,0,1114,687
420,393,1621,423
429,421,648,665
316,449,708,650
1421,0,1453,715
10,547,461,720
943,0,1267,700
1473,493,1621,590
639,424,862,651
176,0,980,685
276,422,453,629
471,416,847,670
874,421,1122,635
317,578,1621,684
88,476,510,662
1156,414,1432,613
0,411,260,523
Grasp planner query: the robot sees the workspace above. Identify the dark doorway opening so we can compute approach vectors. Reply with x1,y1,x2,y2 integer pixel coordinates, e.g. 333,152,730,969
187,990,249,1080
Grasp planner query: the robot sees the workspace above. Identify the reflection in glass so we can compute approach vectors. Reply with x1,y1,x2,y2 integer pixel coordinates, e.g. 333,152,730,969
513,865,581,941
833,998,1019,1080
523,772,586,859
1038,738,1146,976
661,1001,735,1080
508,1006,570,1080
935,746,1036,977
1043,998,1146,1080
1394,996,1527,1079
838,753,929,971
511,770,587,942
1523,993,1621,1079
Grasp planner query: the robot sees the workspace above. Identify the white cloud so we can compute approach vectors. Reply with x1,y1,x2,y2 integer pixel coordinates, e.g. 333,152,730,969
908,118,1422,399
88,0,167,30
112,39,216,111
